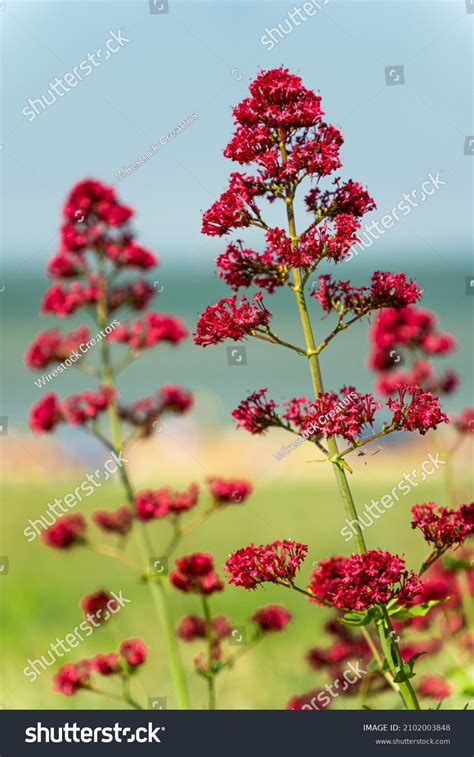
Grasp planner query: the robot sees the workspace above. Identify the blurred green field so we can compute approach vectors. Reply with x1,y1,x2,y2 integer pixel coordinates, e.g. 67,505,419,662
1,460,472,711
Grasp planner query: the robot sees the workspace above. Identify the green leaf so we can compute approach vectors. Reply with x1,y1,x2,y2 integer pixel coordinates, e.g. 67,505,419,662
340,607,381,626
388,599,445,620
443,555,471,572
393,663,415,683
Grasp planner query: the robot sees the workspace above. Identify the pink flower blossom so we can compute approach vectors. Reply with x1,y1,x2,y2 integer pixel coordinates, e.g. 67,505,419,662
225,540,308,589
194,293,271,346
411,502,473,550
206,477,253,505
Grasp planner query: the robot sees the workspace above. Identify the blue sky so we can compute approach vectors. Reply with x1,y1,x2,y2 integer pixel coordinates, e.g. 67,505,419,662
1,0,472,267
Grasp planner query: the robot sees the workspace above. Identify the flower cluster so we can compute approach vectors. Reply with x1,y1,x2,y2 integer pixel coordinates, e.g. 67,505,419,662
206,477,253,506
302,387,381,442
251,605,292,631
411,502,473,550
92,505,133,536
225,540,308,589
375,360,459,397
118,385,193,436
42,515,87,549
25,326,90,369
194,293,271,346
453,407,474,434
215,240,287,293
170,553,225,595
311,272,422,317
231,388,281,435
81,590,117,623
108,312,188,351
387,385,449,435
135,484,199,520
308,551,422,610
52,637,147,696
29,386,115,433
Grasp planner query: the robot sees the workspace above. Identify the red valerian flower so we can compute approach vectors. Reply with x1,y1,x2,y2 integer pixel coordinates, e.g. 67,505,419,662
376,360,459,397
170,553,225,595
60,386,115,426
118,385,193,436
302,387,381,442
194,292,271,346
311,272,422,316
119,638,148,667
107,279,155,312
387,385,449,435
216,240,288,293
287,688,332,710
417,674,452,700
42,278,102,316
81,590,117,623
92,505,133,536
29,393,62,433
135,483,199,520
265,216,361,268
305,178,376,219
176,615,207,641
308,551,422,611
42,514,87,549
108,312,188,351
207,477,253,506
231,388,281,435
52,662,91,695
25,326,90,369
63,179,133,228
453,407,474,434
225,540,308,589
91,654,121,676
202,173,265,236
252,605,292,631
411,502,474,550
368,305,456,371
47,250,87,278
105,241,157,270
211,615,232,640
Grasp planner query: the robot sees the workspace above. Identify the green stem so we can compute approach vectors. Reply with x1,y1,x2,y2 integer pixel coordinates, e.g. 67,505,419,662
379,605,420,710
95,255,190,710
201,595,216,710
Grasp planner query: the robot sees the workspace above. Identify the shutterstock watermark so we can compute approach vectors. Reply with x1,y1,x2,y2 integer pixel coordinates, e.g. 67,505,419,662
23,590,131,683
261,1,331,50
300,660,367,710
33,319,120,389
341,452,445,542
23,450,128,543
345,171,446,262
22,29,130,122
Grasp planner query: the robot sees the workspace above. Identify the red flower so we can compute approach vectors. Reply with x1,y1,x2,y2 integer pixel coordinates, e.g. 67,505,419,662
170,553,224,595
107,279,155,312
287,688,331,710
252,605,292,631
305,178,376,219
135,483,199,520
119,638,148,667
118,385,193,436
42,515,87,549
202,173,265,236
417,675,451,700
25,326,90,369
225,540,308,589
29,393,62,433
42,278,101,316
212,615,232,639
53,662,90,695
207,477,253,506
176,615,207,641
92,653,121,676
80,590,116,623
105,241,157,269
308,551,422,611
47,250,86,278
108,312,188,351
216,240,287,293
60,386,115,426
387,385,449,435
376,360,459,397
194,293,271,346
453,407,474,434
231,388,280,435
92,506,133,536
411,502,473,550
311,272,421,315
303,387,381,442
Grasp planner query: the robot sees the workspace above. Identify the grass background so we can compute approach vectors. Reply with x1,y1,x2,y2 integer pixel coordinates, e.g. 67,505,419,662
1,437,472,711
